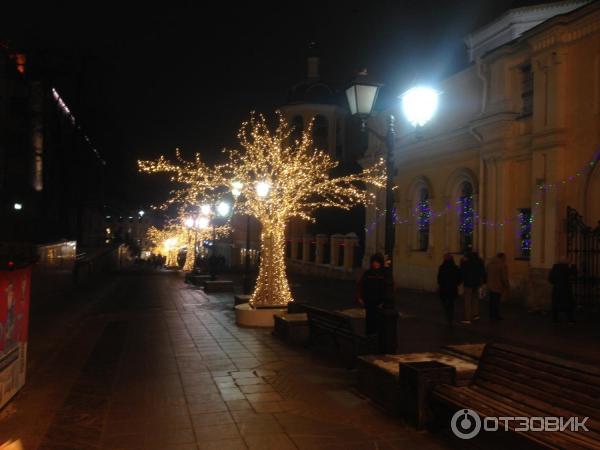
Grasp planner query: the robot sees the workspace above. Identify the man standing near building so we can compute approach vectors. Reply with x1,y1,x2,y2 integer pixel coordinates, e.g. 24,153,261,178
460,251,486,323
486,253,509,321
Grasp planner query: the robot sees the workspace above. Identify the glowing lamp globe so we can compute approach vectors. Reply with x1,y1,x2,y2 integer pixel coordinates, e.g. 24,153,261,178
164,238,176,250
345,70,381,118
184,217,194,228
216,201,231,217
401,86,439,127
196,217,210,229
231,181,243,198
200,204,211,216
256,181,271,198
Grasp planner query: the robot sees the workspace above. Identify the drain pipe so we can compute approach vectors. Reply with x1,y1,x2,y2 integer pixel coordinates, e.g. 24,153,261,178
470,57,487,256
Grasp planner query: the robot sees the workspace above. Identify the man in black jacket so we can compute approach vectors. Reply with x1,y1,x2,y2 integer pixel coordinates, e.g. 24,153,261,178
460,251,486,323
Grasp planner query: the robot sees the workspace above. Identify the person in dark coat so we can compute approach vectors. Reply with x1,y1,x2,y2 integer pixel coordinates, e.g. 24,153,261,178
437,253,462,325
460,251,486,323
357,253,390,335
549,260,577,323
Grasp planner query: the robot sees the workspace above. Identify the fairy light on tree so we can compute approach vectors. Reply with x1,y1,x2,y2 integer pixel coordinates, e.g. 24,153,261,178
223,112,385,307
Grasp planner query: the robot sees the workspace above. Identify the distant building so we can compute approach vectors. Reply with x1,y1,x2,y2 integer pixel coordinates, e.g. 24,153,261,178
363,0,599,308
279,46,370,276
0,45,106,256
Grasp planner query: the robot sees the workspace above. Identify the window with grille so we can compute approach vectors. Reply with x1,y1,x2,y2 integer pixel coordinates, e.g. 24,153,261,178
521,64,533,116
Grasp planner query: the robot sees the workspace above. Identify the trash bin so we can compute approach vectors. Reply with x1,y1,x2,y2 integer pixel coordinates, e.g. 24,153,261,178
399,360,455,429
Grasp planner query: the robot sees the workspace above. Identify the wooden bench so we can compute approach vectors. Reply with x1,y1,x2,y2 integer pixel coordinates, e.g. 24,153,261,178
304,305,377,364
431,343,600,449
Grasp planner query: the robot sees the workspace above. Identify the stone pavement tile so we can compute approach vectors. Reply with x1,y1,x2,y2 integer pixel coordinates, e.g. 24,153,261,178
243,433,297,450
239,384,274,394
143,427,196,446
197,438,247,450
191,411,234,427
193,423,242,441
101,432,146,449
251,401,287,413
188,400,228,414
186,392,224,404
230,370,257,379
226,399,253,411
184,385,220,395
221,391,247,401
235,377,266,386
235,358,261,369
245,392,283,403
289,435,341,449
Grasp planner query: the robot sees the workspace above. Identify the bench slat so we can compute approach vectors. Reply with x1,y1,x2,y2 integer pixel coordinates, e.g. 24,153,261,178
431,344,600,449
485,346,600,389
477,357,600,411
432,385,598,449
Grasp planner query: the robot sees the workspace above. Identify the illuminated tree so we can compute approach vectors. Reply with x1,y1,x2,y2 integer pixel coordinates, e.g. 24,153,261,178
146,225,186,267
139,114,384,306
224,113,385,307
139,152,230,271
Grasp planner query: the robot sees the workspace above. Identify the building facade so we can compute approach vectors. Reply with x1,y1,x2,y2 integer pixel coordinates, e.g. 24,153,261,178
363,1,600,308
0,45,106,255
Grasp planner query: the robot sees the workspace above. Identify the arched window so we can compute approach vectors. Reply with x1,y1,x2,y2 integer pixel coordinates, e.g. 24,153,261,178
313,115,329,152
416,188,431,251
290,116,304,143
459,181,475,252
408,176,433,252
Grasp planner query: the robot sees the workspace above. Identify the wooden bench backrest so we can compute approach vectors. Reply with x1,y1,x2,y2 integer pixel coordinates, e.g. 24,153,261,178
305,306,354,337
475,344,600,423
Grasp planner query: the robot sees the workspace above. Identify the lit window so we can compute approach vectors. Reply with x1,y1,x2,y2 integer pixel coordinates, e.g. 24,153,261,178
518,208,532,258
416,188,430,251
459,182,474,252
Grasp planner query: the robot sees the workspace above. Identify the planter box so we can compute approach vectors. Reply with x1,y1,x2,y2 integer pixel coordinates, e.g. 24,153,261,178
204,280,234,293
356,348,480,418
234,295,251,309
273,313,309,345
186,273,211,286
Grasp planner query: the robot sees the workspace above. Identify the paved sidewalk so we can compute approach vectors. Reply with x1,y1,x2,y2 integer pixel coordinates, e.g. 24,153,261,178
0,269,448,450
289,273,600,364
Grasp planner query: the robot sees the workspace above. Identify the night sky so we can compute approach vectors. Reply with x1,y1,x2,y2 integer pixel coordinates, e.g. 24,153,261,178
5,0,540,209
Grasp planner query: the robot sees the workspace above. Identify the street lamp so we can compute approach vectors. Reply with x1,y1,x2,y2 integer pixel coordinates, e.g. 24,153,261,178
232,181,254,294
255,181,271,198
203,200,231,280
345,71,439,354
345,70,395,263
401,86,439,128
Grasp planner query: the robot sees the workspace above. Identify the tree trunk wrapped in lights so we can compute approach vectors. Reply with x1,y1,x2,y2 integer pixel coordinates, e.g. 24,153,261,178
251,219,292,306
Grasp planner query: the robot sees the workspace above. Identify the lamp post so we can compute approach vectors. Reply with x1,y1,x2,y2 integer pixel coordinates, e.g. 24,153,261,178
346,73,439,262
232,181,253,295
346,70,396,263
345,71,439,353
205,200,231,280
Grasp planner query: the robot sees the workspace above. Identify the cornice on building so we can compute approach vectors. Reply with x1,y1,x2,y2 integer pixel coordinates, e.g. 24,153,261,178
465,1,590,62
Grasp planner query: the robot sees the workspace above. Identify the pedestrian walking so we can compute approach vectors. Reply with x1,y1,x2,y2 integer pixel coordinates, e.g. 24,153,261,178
549,259,577,324
357,253,389,335
460,251,486,323
486,253,509,321
437,253,462,325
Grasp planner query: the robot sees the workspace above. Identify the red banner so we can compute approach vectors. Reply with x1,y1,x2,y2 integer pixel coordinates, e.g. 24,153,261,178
0,267,31,409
